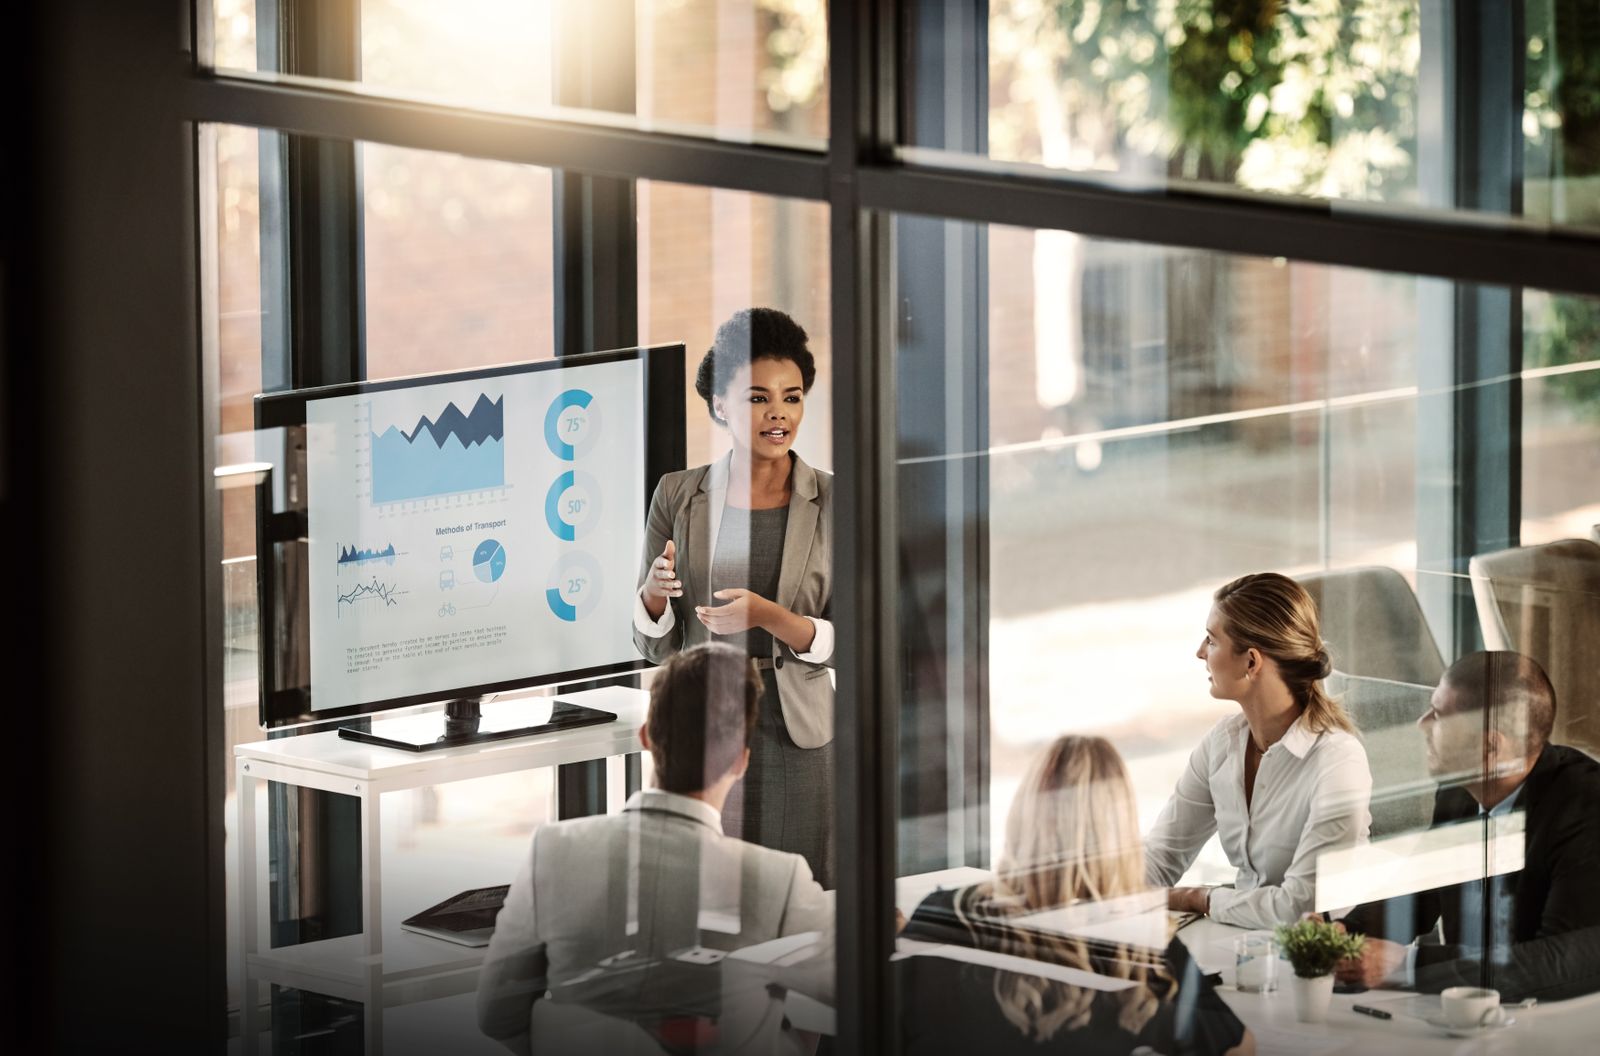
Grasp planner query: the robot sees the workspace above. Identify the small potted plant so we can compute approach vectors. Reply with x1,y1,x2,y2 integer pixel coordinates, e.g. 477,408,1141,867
1273,919,1365,1023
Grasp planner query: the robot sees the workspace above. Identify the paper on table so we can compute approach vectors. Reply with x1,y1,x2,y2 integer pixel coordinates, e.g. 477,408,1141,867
895,867,992,916
1195,938,1241,974
1248,1023,1351,1056
726,931,825,966
1014,890,1170,951
892,938,1137,992
1367,993,1442,1021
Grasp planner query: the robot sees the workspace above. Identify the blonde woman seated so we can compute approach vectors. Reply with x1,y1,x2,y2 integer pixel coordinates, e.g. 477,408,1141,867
1146,572,1372,929
900,736,1253,1056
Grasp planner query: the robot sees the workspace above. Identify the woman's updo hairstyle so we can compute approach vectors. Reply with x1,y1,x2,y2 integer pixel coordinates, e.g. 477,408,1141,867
694,308,817,424
1213,572,1354,734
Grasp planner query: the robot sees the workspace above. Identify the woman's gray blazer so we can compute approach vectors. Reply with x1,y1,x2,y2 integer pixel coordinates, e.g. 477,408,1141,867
634,452,834,749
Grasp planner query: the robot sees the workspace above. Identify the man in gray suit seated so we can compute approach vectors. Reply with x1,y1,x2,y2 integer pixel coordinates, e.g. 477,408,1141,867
477,642,834,1055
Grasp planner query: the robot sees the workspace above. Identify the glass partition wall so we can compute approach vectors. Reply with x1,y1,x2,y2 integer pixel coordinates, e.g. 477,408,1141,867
889,214,1600,1052
170,1,1600,1052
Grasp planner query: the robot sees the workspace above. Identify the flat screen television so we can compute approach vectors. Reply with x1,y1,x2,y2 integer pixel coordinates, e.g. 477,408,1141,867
253,345,685,749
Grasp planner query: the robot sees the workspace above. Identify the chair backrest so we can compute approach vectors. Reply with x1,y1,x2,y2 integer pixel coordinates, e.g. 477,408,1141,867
1298,566,1446,687
1326,671,1437,840
1468,538,1600,758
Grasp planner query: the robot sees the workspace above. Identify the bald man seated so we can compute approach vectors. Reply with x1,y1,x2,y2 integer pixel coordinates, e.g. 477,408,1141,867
1334,651,1600,1001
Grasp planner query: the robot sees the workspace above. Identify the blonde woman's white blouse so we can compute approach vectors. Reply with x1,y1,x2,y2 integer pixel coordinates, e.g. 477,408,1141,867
1143,712,1372,930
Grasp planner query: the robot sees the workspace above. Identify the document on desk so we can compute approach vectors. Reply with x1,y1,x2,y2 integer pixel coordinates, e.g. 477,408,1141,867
1016,890,1168,951
727,931,826,966
1248,1024,1350,1056
1365,993,1441,1021
892,939,1137,992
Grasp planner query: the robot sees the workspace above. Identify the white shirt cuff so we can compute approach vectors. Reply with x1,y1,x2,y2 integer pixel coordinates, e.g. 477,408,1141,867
1383,943,1418,988
634,589,676,638
792,617,833,663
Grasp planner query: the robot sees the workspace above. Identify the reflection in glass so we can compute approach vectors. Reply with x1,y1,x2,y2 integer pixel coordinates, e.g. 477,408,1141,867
900,737,1249,1055
477,645,833,1051
1336,652,1600,1001
639,183,831,468
891,209,1600,1038
633,310,836,888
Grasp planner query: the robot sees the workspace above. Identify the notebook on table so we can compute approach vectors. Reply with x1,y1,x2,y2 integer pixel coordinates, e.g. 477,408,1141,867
399,884,510,947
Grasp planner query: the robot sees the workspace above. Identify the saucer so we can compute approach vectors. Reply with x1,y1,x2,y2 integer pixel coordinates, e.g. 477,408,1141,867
1424,1013,1515,1038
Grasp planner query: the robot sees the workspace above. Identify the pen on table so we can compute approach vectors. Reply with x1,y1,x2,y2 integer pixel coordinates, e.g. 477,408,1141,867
1352,1005,1392,1020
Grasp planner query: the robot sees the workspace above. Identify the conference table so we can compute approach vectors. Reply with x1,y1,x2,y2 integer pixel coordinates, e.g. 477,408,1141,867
883,868,1600,1055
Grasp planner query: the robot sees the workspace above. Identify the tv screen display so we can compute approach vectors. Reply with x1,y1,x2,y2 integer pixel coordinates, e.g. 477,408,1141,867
254,345,684,728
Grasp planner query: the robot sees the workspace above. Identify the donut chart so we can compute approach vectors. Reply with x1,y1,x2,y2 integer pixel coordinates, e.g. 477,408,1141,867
546,552,604,622
544,388,601,460
544,470,602,541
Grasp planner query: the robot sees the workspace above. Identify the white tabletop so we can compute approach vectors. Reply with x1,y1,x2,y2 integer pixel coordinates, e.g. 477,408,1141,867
895,868,1600,1054
234,685,648,790
1178,916,1600,1054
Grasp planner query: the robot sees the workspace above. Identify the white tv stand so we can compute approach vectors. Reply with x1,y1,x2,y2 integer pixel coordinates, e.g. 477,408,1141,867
235,685,649,1055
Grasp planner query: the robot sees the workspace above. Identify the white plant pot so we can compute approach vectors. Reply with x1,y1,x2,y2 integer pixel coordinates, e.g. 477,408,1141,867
1291,973,1334,1023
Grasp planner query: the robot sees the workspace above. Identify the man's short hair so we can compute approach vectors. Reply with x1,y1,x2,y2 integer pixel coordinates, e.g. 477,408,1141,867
1441,651,1558,755
647,643,762,794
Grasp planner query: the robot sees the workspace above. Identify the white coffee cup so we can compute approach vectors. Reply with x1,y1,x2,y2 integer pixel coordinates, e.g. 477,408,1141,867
1441,986,1503,1029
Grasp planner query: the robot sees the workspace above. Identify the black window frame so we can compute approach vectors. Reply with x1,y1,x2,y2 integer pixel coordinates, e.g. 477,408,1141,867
74,0,1600,1049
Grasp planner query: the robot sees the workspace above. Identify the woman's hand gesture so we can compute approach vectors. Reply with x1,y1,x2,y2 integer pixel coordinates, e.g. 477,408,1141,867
696,588,772,635
643,539,683,602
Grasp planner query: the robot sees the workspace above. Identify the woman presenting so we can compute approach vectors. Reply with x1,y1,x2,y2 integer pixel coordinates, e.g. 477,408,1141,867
634,307,835,887
1145,572,1371,929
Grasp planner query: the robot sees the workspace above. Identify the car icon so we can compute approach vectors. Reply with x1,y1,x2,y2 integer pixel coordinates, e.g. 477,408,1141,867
439,545,454,561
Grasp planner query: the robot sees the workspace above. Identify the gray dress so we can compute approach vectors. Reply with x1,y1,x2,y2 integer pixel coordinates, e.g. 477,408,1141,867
711,505,836,889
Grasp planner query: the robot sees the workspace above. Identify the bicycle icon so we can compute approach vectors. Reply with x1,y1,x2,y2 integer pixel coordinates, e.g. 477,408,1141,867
438,602,456,618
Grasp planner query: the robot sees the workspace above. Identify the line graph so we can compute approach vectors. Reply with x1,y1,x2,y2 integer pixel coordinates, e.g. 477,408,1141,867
337,577,407,617
371,393,505,504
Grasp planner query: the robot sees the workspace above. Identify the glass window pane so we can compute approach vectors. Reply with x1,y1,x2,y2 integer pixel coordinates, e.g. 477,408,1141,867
361,0,555,113
363,144,557,377
889,210,1600,1051
209,124,269,1020
637,0,830,141
213,0,259,71
210,125,838,1047
906,0,1600,232
639,181,832,469
212,2,827,148
1522,291,1600,546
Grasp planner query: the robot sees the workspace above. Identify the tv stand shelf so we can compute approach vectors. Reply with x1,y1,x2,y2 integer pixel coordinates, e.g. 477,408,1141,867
235,685,649,1055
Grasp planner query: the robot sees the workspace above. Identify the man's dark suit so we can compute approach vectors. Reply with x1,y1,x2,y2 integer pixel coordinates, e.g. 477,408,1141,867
1343,743,1600,1000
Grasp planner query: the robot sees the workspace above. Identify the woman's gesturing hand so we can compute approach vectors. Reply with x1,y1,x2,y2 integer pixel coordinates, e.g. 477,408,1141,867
696,588,773,635
643,539,683,601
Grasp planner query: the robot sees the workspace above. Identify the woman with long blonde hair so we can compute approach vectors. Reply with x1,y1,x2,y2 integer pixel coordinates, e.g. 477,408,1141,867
1146,572,1372,928
900,736,1253,1056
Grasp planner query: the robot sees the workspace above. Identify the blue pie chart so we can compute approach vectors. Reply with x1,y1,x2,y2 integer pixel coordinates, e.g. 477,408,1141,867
473,539,507,583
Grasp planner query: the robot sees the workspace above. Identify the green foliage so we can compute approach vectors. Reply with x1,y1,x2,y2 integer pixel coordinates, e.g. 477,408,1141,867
755,0,827,114
1526,295,1600,420
1022,0,1421,194
1274,918,1365,979
1526,1,1600,178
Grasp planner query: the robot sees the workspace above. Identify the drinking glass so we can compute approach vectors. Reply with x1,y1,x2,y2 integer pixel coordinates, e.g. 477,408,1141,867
1235,932,1279,993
